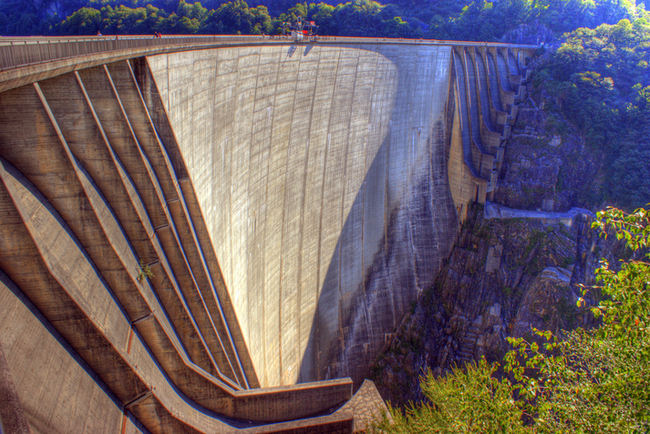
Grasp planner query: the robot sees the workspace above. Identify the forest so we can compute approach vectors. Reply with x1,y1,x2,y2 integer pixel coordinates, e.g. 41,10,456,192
0,0,647,42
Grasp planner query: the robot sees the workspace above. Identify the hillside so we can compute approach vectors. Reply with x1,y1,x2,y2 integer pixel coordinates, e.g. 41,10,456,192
2,0,648,42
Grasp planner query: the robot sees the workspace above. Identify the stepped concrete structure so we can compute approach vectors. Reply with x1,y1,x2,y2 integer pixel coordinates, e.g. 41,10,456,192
0,35,535,433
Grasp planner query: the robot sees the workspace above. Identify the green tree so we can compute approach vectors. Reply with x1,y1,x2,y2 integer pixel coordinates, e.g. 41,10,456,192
534,19,649,209
374,206,650,433
57,7,102,35
204,0,271,34
373,359,529,433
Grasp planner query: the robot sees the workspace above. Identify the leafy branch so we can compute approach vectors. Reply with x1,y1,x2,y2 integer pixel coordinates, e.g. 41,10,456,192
137,260,154,283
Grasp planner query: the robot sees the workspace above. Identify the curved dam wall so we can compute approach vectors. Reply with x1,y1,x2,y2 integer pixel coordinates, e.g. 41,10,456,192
146,43,459,387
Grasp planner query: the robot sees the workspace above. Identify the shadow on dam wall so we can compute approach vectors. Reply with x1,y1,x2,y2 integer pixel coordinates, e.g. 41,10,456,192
147,42,460,387
299,116,459,386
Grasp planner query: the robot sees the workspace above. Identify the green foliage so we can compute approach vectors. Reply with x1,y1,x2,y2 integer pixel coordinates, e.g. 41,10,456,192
501,206,650,431
205,1,272,34
137,260,154,282
3,0,648,41
506,206,650,432
373,359,529,433
374,206,650,433
536,20,650,209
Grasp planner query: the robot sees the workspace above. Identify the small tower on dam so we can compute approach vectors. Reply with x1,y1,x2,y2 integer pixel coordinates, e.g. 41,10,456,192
0,35,534,433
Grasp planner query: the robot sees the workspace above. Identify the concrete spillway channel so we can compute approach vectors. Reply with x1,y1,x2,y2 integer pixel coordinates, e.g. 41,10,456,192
452,50,482,180
453,48,497,195
486,52,508,125
473,50,506,176
451,46,531,203
0,37,535,433
497,50,513,92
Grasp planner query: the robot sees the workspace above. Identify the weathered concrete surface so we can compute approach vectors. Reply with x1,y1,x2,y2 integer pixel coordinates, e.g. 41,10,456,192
147,43,459,387
0,69,357,433
0,270,129,434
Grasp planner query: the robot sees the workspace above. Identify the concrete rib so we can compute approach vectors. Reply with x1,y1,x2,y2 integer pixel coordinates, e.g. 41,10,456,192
77,66,240,384
134,57,260,388
67,70,230,384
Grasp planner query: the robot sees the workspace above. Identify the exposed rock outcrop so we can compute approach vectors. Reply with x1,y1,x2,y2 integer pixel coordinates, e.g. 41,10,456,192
493,70,606,212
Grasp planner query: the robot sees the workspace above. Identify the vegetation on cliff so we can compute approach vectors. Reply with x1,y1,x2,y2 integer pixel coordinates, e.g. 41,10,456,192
372,206,650,433
493,18,649,212
533,19,650,209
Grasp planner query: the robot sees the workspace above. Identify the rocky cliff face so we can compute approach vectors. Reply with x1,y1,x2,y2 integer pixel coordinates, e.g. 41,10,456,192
493,61,608,212
370,205,612,405
370,62,621,406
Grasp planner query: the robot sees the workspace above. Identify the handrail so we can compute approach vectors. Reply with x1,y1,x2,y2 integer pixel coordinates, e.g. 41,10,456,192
0,34,538,72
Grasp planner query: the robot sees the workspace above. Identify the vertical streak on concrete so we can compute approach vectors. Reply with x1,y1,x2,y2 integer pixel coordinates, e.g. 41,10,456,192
362,45,382,347
258,46,283,387
252,45,282,387
296,46,322,378
212,48,235,339
298,47,336,383
276,46,299,385
385,45,416,319
338,46,373,355
312,46,342,382
317,46,358,379
336,47,361,367
267,46,301,384
245,47,263,387
193,50,217,226
279,46,319,384
233,48,257,352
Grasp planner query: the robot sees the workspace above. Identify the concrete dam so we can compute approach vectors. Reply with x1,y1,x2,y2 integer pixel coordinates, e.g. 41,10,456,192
0,36,534,433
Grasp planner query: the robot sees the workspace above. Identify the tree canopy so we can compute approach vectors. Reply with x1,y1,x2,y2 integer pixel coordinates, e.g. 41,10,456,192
534,19,650,209
2,0,648,41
